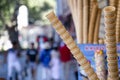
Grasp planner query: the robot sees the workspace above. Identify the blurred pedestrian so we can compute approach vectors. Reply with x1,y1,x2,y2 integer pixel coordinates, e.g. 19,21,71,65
70,58,78,80
7,41,22,80
37,35,48,52
26,42,38,80
39,41,52,80
50,46,60,80
59,42,72,80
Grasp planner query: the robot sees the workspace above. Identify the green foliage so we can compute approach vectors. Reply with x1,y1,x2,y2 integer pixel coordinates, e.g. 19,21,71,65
28,0,55,24
0,0,56,28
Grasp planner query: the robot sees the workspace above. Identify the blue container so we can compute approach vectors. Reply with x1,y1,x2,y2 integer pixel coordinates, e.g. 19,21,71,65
78,44,120,80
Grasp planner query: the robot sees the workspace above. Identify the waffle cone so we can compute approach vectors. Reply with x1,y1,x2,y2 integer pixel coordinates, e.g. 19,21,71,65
106,50,117,55
57,27,66,35
105,36,115,41
108,64,118,69
51,16,59,24
53,21,62,29
74,53,84,62
90,73,100,80
61,33,74,45
106,49,117,54
105,38,116,43
105,32,115,36
82,61,91,69
105,45,116,49
93,9,102,44
104,22,116,27
108,65,118,69
108,63,118,67
84,68,94,77
106,48,116,53
105,15,116,22
105,26,114,30
105,14,115,18
105,39,116,44
105,29,115,33
77,0,83,44
61,31,70,39
83,0,89,44
105,20,116,24
106,55,117,59
67,41,76,50
107,52,117,56
105,34,116,39
109,71,119,77
88,3,98,43
107,57,118,61
104,6,116,15
105,26,115,30
46,11,99,80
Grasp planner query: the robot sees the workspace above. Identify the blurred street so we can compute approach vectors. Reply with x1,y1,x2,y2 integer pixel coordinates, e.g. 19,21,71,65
0,51,77,80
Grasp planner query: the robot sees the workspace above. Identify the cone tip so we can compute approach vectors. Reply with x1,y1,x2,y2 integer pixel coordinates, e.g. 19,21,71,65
46,11,55,19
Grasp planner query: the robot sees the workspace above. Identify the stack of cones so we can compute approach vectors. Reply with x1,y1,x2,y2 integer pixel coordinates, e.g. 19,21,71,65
67,0,102,44
104,6,119,80
116,0,120,43
46,11,99,80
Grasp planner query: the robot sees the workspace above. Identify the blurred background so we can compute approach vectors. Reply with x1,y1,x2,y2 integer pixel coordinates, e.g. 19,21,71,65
0,0,108,80
0,0,77,80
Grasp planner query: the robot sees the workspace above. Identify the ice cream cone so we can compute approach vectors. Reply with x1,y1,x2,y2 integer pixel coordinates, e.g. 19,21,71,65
46,11,99,80
104,7,119,79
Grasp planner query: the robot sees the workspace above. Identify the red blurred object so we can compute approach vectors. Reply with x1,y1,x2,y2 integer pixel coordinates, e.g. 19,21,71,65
59,44,72,62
